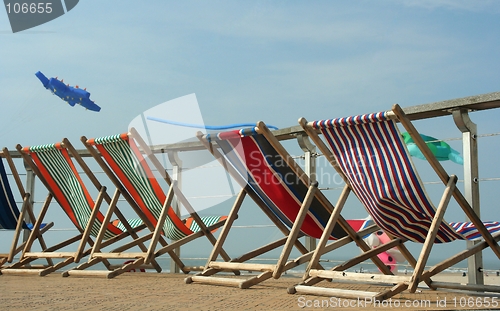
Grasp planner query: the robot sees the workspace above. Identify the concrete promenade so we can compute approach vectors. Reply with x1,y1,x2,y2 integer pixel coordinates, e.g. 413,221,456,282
2,272,500,310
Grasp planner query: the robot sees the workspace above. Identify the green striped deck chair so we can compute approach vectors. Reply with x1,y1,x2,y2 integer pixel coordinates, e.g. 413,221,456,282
81,128,231,276
2,138,158,277
0,149,54,268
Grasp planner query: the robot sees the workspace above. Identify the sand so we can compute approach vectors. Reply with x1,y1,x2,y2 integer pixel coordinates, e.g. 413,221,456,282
1,272,500,311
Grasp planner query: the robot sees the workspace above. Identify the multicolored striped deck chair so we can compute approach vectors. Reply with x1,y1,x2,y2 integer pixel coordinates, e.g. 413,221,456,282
0,149,53,268
292,104,500,300
185,121,394,289
81,128,230,277
2,139,157,277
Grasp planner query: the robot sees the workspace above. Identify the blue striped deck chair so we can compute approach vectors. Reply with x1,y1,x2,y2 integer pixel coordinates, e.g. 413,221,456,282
0,149,54,267
293,104,500,300
185,121,392,289
2,139,157,277
81,128,230,277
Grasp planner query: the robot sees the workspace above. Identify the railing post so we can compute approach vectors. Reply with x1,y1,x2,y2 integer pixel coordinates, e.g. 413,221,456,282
23,162,36,243
167,151,182,274
452,109,483,286
297,134,317,252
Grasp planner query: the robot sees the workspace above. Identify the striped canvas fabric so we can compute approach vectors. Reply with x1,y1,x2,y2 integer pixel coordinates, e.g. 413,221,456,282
89,134,224,241
206,128,362,240
111,218,144,232
24,143,133,240
185,215,228,233
311,112,500,243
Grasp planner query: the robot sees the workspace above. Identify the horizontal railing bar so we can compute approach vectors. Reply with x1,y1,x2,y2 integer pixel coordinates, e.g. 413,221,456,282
2,91,500,157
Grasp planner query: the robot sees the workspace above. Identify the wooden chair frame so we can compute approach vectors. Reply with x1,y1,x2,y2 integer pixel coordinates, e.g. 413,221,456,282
185,121,394,289
1,139,157,277
291,104,500,300
0,149,54,268
80,128,232,278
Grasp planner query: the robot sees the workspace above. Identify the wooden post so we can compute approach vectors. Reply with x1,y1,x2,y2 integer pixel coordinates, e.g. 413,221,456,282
297,134,317,252
452,109,484,286
167,151,182,274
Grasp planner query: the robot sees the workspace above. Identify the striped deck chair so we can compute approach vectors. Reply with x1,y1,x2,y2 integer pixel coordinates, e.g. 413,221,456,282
1,139,157,277
185,121,394,289
0,150,54,267
81,128,230,277
292,104,500,300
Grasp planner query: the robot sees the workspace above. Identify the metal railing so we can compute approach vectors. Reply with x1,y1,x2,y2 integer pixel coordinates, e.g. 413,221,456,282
2,90,500,283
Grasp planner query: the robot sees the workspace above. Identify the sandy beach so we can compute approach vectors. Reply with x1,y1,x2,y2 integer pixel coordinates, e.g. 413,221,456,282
1,272,500,311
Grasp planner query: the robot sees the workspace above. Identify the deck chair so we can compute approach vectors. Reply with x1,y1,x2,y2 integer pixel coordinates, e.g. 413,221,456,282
80,128,230,277
1,139,158,276
185,121,396,289
0,149,54,267
292,104,500,300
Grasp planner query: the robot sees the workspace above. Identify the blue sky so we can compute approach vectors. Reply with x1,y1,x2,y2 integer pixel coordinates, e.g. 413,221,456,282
1,1,500,268
1,1,500,146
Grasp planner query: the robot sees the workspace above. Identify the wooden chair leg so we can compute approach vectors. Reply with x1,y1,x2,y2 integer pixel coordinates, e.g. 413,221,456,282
273,183,317,278
408,175,456,292
173,182,233,262
304,185,350,279
23,200,54,266
8,194,29,262
90,188,120,258
145,184,176,264
21,193,52,258
74,187,106,262
204,188,246,267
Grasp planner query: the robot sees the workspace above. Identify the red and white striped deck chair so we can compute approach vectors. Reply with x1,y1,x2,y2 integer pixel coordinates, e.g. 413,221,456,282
293,104,500,300
185,121,393,289
81,128,230,277
2,139,157,277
